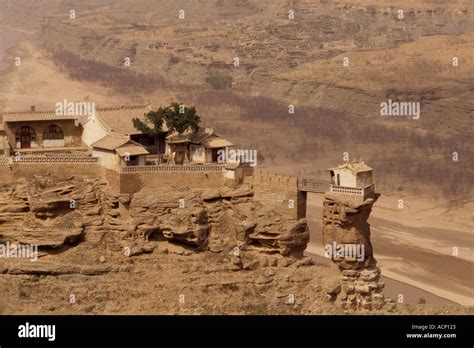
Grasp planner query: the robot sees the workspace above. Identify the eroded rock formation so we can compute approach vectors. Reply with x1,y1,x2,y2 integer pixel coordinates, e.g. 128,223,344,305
0,176,107,249
322,193,394,311
124,185,309,257
0,176,310,277
0,175,329,315
0,175,461,315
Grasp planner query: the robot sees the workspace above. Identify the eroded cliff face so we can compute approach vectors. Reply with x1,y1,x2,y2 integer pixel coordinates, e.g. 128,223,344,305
322,194,389,311
322,195,378,270
0,175,326,314
125,186,309,257
0,175,108,250
0,175,464,314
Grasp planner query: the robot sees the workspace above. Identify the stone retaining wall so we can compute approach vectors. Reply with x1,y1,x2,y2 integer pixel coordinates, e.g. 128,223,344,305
244,169,306,220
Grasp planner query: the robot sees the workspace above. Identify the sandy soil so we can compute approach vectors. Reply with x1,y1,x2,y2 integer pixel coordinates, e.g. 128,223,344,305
0,26,29,72
0,40,132,111
307,193,473,306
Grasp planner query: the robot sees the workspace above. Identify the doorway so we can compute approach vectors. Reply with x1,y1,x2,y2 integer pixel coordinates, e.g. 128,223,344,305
15,126,36,149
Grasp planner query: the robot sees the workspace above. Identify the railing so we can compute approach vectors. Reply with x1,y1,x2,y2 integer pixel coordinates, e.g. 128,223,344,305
3,156,99,164
119,164,225,173
44,152,91,157
329,184,373,196
297,178,330,193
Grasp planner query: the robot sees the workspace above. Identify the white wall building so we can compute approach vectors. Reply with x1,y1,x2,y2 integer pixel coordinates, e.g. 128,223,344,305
327,161,373,188
91,133,149,170
327,161,375,202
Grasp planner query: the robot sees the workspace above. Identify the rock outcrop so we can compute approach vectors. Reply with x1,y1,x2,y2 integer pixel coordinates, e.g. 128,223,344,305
0,175,324,315
322,195,378,270
0,176,309,271
0,176,108,249
125,185,309,257
0,175,464,315
322,193,393,311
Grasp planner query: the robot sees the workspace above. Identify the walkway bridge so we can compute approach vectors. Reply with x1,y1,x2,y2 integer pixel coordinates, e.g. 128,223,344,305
297,178,330,193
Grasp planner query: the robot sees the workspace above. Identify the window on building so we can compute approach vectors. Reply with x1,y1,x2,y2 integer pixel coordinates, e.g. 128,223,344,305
43,125,64,140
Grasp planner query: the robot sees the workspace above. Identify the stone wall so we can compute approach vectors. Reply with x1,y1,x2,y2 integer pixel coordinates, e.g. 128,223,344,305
119,172,226,194
0,162,101,182
244,169,306,221
104,168,120,192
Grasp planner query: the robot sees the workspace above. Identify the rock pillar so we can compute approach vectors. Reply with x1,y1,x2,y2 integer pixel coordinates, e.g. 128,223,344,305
322,193,388,310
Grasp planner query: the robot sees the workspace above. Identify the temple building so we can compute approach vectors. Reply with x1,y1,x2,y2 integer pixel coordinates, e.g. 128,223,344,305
82,104,169,155
0,106,85,155
166,127,234,165
327,160,374,202
0,104,235,171
91,133,149,170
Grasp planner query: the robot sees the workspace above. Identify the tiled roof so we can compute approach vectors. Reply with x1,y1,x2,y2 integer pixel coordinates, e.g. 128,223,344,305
1,111,83,123
116,143,149,157
166,127,233,148
328,160,372,173
204,137,234,148
92,132,149,157
95,105,167,135
91,133,129,150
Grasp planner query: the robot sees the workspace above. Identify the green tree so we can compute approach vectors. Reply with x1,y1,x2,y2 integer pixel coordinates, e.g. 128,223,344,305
132,103,201,144
132,109,166,155
163,103,201,134
132,110,165,138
